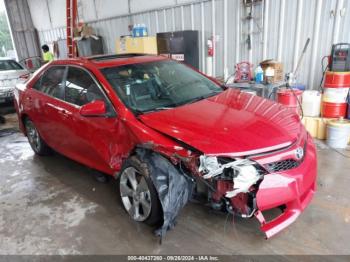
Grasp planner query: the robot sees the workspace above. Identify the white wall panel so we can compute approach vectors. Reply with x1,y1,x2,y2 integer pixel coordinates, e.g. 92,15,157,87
77,0,97,22
27,0,51,30
30,0,350,90
94,0,129,19
5,0,41,60
47,0,66,28
130,0,176,13
177,0,201,4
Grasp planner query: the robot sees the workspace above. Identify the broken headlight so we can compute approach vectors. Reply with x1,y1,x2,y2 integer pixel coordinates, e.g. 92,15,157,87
198,155,263,198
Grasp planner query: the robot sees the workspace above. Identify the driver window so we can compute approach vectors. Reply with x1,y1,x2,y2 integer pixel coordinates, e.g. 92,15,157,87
64,67,104,106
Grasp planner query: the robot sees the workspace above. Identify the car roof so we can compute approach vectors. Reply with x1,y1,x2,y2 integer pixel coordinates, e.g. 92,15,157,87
50,54,169,69
0,57,15,61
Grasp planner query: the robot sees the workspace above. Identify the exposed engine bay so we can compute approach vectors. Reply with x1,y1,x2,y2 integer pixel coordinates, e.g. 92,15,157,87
138,147,267,239
197,155,264,218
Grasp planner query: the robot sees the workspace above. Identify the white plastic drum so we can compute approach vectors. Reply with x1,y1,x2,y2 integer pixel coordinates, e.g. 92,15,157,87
327,119,350,149
323,87,350,103
302,90,321,117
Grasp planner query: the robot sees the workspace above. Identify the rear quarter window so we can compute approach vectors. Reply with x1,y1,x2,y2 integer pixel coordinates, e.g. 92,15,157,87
32,66,66,100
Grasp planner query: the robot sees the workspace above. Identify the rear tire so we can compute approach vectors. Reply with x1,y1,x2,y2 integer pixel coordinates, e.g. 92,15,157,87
118,155,162,226
24,118,51,156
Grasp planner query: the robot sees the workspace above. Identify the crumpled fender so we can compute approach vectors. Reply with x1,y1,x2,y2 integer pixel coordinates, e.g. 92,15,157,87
136,148,195,240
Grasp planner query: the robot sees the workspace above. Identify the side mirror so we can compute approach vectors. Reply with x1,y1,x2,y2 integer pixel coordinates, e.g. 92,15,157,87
80,100,107,117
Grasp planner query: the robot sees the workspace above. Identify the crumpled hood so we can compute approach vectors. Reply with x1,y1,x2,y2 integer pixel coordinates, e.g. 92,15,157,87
139,89,302,156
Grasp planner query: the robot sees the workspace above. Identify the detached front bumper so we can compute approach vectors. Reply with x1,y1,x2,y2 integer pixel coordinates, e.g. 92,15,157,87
254,134,317,238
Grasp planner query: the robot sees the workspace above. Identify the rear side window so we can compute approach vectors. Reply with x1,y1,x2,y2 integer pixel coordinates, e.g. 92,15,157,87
0,60,23,71
33,66,65,99
64,67,105,106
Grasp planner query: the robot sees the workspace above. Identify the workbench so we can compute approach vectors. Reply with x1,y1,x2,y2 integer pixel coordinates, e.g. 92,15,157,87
226,82,286,100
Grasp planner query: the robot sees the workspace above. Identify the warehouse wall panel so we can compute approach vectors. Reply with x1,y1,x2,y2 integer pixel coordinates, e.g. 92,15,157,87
177,0,202,4
130,0,176,13
27,0,51,30
77,0,98,22
93,0,129,20
47,0,66,28
5,0,41,61
28,0,350,90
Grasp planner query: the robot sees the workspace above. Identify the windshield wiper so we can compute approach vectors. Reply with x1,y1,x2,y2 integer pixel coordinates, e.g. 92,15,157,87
132,109,146,116
133,105,176,115
176,91,223,106
142,106,175,113
132,90,222,115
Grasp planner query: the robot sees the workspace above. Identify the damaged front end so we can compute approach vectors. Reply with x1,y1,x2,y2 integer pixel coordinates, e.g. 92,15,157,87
198,155,264,218
194,132,317,239
134,129,316,240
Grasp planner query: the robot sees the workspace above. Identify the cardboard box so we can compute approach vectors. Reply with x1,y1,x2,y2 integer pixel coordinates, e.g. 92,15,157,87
81,25,94,38
260,60,284,83
74,25,94,38
116,36,158,55
301,116,338,140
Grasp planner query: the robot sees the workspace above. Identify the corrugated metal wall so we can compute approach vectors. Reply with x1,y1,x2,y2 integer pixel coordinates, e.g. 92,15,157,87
33,0,350,90
4,0,41,61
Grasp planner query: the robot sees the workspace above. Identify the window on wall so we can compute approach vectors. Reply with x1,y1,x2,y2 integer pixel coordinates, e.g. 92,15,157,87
64,67,105,106
33,66,66,100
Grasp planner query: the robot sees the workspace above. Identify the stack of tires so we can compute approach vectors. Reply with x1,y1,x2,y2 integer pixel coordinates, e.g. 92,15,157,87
322,71,350,118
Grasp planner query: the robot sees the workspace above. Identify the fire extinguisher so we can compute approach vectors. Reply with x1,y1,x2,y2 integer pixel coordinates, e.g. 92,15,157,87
206,37,214,76
207,37,214,57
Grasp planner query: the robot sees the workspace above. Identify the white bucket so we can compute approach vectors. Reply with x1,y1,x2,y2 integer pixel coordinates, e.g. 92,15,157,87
323,87,350,103
327,119,350,148
302,90,321,117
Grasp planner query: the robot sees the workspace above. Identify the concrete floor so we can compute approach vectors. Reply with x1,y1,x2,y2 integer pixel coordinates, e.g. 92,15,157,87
0,113,350,255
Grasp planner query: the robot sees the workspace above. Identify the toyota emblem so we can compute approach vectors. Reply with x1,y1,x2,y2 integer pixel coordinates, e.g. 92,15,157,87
295,147,304,160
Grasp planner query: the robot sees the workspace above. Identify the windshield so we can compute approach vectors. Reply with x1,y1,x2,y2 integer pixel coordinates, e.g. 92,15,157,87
0,60,23,71
101,60,223,113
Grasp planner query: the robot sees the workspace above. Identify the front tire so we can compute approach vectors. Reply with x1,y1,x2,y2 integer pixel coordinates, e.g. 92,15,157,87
118,156,162,226
25,118,51,156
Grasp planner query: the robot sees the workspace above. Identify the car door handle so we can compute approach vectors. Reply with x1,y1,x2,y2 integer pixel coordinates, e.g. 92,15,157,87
59,109,70,118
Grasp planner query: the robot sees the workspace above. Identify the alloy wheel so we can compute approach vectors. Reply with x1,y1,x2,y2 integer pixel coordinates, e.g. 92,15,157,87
26,121,41,152
119,167,152,222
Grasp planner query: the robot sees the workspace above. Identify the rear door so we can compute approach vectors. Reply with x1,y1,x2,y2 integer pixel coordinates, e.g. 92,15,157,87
59,66,120,174
26,66,68,150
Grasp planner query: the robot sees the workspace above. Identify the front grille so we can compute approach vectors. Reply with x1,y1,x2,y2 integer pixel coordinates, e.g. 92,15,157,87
265,138,307,173
265,159,301,172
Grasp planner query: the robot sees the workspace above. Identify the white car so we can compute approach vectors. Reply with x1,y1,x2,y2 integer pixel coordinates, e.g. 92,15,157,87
0,58,30,104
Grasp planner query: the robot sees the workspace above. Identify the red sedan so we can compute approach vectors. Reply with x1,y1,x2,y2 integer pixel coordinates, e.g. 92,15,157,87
14,54,317,239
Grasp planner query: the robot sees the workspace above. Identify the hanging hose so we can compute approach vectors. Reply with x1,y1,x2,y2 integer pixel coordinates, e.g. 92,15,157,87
287,85,304,119
277,38,311,120
319,56,329,92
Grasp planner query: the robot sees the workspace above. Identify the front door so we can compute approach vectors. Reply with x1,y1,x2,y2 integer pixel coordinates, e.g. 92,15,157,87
58,66,123,174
